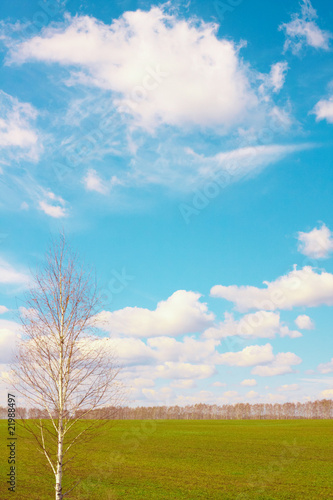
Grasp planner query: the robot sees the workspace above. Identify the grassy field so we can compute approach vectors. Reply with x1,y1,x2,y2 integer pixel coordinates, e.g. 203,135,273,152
1,419,332,499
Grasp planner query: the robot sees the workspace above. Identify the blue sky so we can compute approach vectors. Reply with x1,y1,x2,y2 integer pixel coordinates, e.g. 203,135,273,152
0,0,333,406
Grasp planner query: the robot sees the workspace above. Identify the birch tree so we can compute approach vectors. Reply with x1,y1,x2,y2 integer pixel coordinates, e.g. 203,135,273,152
11,235,121,499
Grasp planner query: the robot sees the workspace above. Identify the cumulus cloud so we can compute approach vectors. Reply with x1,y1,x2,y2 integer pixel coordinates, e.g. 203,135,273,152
298,223,333,258
0,90,41,162
212,381,227,387
246,390,259,399
216,343,275,367
156,362,215,380
147,336,218,364
0,306,9,314
318,358,333,374
241,379,257,387
213,344,301,378
223,391,239,398
279,0,331,54
170,379,196,389
278,384,299,392
252,352,302,377
295,314,315,330
320,389,333,399
313,96,333,124
142,386,173,402
95,290,214,337
211,266,333,312
110,337,156,367
203,310,301,339
110,335,219,367
8,8,260,131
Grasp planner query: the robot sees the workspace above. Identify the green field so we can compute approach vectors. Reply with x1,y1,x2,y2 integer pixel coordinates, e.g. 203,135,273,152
1,419,332,499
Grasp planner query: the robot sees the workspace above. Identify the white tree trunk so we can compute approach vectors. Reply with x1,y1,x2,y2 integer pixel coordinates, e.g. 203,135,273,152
55,439,63,500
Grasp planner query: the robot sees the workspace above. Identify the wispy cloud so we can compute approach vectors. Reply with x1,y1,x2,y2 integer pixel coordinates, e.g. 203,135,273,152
186,143,312,187
83,169,123,195
0,90,41,162
0,256,29,285
267,62,289,93
279,0,332,54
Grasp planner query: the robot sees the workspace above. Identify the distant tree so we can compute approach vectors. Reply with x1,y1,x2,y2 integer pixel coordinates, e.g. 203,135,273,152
11,234,121,500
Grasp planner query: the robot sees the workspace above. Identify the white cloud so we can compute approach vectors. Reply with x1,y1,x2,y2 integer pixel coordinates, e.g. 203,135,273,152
211,266,333,312
0,306,9,314
217,343,275,367
252,352,302,377
95,290,214,337
246,390,259,399
269,62,288,92
14,177,69,219
83,169,108,194
38,192,67,218
265,393,287,403
173,390,216,406
279,0,331,54
185,143,312,189
83,169,123,195
269,106,293,129
241,379,257,387
278,384,299,392
38,200,67,218
320,389,333,399
8,9,260,131
295,314,315,330
142,386,173,402
212,381,227,387
90,334,222,393
110,142,312,195
0,319,21,363
203,310,301,339
156,362,215,380
0,90,41,162
170,379,196,389
131,377,154,388
313,96,333,124
110,334,219,367
223,391,239,398
147,336,218,364
4,8,316,198
298,223,333,258
0,257,29,285
111,337,155,366
301,377,333,385
318,358,333,374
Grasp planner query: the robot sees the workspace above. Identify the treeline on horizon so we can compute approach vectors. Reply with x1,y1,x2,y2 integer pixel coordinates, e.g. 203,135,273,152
1,399,332,420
